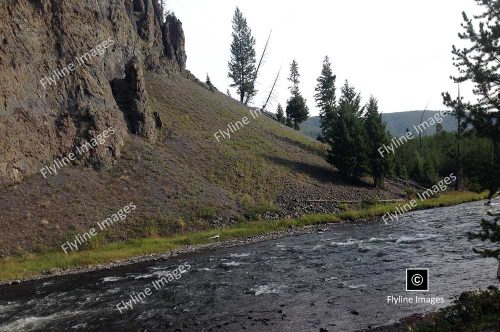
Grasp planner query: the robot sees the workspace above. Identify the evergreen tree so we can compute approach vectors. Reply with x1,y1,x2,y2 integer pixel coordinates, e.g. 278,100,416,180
285,60,309,130
228,7,256,104
206,74,215,92
447,1,500,279
288,60,300,95
446,0,500,198
395,163,409,179
276,104,285,124
364,97,392,188
285,116,293,128
326,81,368,179
422,155,438,186
434,123,445,136
411,154,425,183
286,95,308,130
314,56,337,136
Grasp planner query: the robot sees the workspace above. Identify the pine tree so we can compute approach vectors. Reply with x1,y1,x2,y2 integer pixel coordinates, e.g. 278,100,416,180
422,155,438,186
396,163,409,179
285,60,309,130
434,123,445,136
412,154,425,183
447,1,500,279
276,104,285,124
288,60,300,95
446,0,500,198
364,97,392,188
326,81,368,179
286,95,308,130
228,7,257,104
206,74,215,92
314,56,336,136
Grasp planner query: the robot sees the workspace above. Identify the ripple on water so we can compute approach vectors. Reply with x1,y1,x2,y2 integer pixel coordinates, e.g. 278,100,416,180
198,267,213,272
395,234,439,244
249,283,287,296
0,303,19,314
348,284,367,290
369,236,396,243
0,311,84,332
102,277,123,283
229,253,250,258
222,261,241,267
132,274,155,280
330,239,364,246
323,276,338,282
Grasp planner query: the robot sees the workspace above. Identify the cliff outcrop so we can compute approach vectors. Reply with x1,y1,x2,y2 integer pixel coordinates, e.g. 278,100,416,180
0,0,186,186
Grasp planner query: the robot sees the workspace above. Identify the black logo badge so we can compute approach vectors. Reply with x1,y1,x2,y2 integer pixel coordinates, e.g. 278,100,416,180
406,269,429,291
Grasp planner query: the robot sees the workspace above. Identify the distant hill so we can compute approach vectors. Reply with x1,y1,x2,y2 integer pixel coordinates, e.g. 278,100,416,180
300,111,457,139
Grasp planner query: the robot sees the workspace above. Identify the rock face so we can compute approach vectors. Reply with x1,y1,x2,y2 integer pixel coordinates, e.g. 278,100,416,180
162,15,187,69
0,0,186,186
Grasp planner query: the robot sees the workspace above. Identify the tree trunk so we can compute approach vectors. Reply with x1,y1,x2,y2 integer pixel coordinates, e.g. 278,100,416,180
374,175,385,189
455,114,465,191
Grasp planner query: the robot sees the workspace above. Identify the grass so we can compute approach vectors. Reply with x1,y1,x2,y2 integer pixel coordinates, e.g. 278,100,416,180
0,191,488,282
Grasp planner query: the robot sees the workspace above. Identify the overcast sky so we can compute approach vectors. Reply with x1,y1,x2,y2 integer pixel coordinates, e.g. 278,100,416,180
167,0,479,116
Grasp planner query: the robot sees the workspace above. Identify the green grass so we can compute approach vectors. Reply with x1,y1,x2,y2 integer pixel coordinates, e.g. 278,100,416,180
0,191,487,282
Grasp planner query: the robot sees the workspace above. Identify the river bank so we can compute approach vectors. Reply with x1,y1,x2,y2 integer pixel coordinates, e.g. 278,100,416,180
0,198,497,331
0,191,487,284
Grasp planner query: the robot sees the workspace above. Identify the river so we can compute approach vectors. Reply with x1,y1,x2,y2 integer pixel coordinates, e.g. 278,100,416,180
0,200,498,331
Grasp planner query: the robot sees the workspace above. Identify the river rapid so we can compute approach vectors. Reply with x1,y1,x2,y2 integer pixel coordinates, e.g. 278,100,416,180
0,200,498,332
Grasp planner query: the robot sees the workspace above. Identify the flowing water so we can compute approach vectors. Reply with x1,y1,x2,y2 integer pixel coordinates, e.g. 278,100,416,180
0,200,498,331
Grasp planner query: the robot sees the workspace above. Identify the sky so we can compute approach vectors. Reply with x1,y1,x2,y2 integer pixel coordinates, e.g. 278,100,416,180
167,0,480,116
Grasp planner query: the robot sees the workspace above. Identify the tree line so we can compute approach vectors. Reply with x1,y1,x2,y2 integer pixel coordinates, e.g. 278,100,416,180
225,8,392,188
224,6,498,195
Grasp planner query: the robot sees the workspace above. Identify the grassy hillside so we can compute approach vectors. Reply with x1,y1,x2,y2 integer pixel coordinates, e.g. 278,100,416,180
0,72,406,257
301,111,457,139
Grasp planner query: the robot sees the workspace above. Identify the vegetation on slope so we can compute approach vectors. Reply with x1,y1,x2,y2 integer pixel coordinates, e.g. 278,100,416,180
0,70,402,257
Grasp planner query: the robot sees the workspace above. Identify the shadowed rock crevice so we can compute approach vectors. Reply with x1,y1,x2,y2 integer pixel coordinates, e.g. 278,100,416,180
110,57,159,142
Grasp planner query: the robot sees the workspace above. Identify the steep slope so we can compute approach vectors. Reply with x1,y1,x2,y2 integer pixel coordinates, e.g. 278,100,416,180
0,71,407,256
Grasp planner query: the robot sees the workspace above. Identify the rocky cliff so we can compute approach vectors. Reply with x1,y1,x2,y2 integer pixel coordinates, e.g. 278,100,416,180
0,0,186,186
